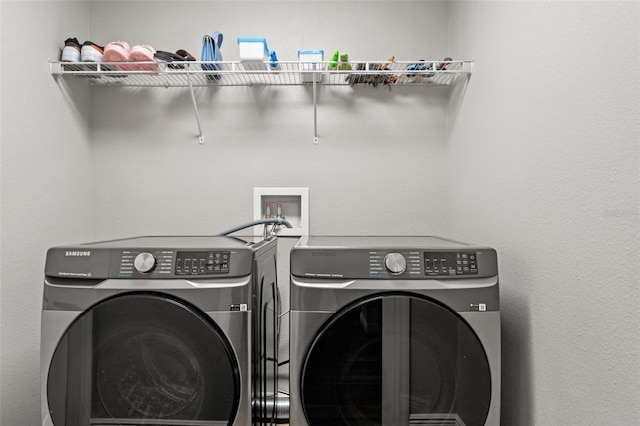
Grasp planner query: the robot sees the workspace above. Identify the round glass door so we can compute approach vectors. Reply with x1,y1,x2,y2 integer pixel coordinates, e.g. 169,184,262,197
47,293,239,426
301,294,491,426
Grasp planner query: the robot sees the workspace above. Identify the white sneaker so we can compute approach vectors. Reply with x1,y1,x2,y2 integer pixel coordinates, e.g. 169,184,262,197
61,37,81,62
81,41,104,62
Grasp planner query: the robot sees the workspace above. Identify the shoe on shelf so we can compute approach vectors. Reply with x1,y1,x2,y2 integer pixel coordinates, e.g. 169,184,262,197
154,49,196,69
61,37,81,62
103,41,131,62
128,44,157,71
81,41,104,62
175,49,196,61
103,41,134,72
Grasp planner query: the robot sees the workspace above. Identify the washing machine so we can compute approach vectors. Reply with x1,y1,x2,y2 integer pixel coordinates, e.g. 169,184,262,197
41,235,279,426
289,236,500,426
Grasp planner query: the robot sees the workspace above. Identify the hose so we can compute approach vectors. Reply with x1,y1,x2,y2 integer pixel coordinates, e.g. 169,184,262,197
215,218,293,236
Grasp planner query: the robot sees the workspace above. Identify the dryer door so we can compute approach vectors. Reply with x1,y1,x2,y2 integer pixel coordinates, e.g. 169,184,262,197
46,293,239,426
301,294,491,426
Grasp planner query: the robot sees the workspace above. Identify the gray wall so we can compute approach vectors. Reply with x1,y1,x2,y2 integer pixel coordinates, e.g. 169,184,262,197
0,1,94,425
88,0,452,239
448,1,639,425
0,1,638,425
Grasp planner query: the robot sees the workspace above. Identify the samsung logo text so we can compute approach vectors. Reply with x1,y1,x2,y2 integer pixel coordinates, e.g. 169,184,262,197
65,251,91,257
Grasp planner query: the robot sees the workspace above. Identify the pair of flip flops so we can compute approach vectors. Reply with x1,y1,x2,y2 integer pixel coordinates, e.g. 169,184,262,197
103,42,157,71
154,50,196,69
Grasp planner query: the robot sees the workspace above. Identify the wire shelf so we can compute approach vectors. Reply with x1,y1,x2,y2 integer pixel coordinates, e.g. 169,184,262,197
49,59,472,144
50,60,472,88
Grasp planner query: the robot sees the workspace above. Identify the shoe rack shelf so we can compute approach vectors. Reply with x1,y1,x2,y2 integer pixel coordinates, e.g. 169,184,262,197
50,59,473,143
50,60,471,87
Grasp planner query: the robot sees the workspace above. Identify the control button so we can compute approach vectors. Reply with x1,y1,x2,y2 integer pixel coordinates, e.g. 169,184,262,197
134,252,156,273
384,252,407,275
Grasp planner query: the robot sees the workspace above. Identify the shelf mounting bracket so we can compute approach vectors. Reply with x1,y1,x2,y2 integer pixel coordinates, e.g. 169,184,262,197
187,74,205,144
312,73,319,144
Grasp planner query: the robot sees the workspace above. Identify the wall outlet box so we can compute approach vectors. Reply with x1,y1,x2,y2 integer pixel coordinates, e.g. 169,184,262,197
253,187,309,237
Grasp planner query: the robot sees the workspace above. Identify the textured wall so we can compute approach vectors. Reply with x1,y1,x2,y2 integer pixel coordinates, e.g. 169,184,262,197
0,2,94,425
88,0,452,240
448,2,640,425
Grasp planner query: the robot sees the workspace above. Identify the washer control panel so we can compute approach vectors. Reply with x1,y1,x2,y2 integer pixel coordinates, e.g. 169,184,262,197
369,251,422,278
384,253,407,274
120,250,175,276
118,250,233,277
175,250,230,275
424,251,478,276
133,252,157,273
44,237,260,281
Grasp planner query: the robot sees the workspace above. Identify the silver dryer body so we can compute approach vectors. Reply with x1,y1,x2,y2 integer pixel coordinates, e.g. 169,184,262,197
289,236,501,426
41,235,279,426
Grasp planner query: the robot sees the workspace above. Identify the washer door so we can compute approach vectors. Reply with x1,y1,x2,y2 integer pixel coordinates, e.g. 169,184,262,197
301,294,491,426
46,293,239,426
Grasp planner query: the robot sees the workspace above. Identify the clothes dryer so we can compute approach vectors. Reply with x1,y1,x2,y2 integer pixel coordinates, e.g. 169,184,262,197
289,236,500,426
41,236,279,426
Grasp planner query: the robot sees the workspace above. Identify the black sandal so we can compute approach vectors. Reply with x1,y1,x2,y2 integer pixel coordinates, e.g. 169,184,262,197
154,50,196,69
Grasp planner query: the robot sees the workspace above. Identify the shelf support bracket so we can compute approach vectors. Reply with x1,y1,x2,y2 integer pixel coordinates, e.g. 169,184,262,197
187,74,205,144
312,73,319,144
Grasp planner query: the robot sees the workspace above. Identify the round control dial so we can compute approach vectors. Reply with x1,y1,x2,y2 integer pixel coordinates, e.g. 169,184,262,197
384,252,407,275
134,252,156,273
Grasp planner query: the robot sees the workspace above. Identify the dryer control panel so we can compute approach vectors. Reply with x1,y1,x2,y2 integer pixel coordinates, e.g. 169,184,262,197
291,247,497,280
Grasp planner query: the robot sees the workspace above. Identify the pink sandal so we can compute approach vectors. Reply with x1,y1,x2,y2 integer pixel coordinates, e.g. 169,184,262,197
103,41,131,62
103,41,133,71
129,44,157,71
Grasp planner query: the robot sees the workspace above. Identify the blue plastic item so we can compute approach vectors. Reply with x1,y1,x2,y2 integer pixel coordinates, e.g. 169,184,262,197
269,50,279,69
201,31,223,81
406,59,426,77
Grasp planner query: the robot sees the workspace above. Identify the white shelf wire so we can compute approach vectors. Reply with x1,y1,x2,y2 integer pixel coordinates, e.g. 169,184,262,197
50,60,472,88
50,59,472,144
